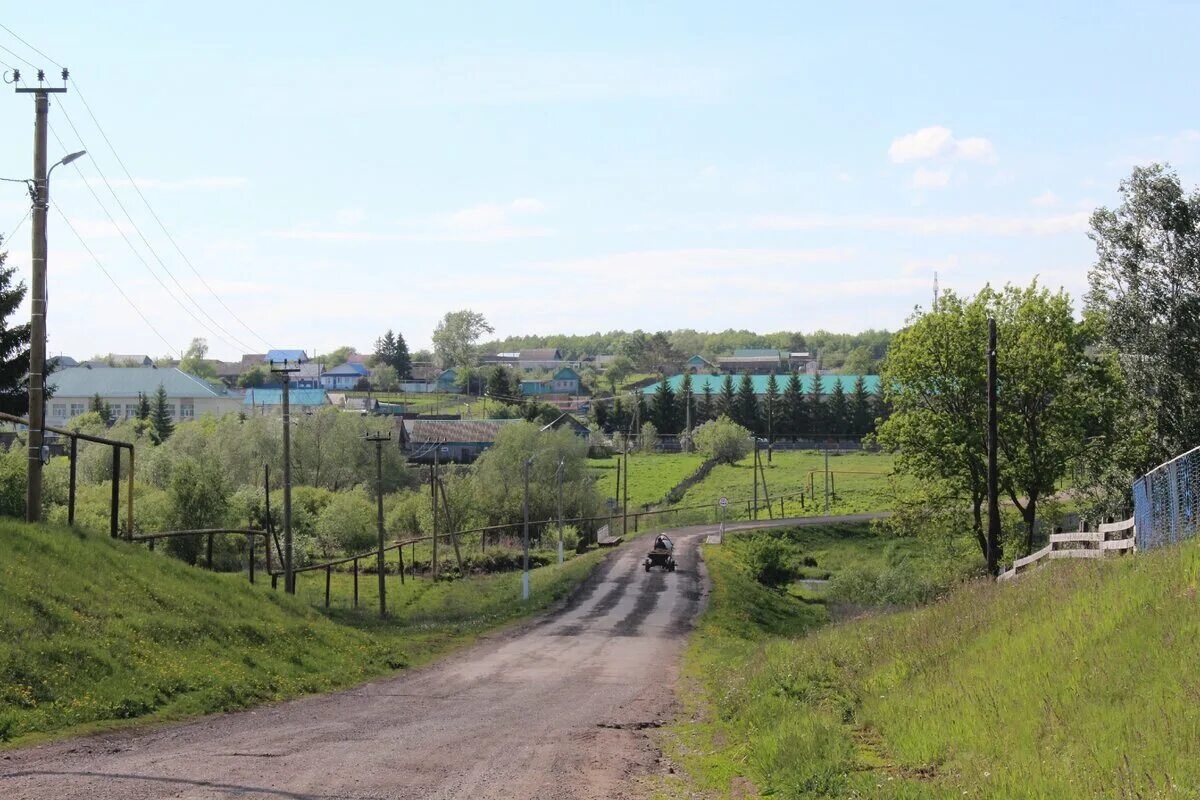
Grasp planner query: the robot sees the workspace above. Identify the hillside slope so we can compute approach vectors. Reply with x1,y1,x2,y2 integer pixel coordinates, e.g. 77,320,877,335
0,521,602,746
675,534,1200,798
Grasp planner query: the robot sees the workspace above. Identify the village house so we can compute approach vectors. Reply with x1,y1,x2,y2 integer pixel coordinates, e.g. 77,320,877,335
46,365,241,423
320,362,370,390
401,418,522,463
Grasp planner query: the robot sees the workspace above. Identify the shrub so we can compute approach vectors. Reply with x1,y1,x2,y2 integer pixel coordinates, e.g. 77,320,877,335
314,489,377,557
693,416,752,464
745,537,796,587
639,422,659,453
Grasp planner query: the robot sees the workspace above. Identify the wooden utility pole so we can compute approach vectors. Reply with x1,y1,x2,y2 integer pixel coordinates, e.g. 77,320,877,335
556,457,565,564
622,440,629,535
16,71,68,522
367,432,391,617
271,360,300,592
752,438,760,519
522,457,533,600
431,446,439,580
986,317,1001,575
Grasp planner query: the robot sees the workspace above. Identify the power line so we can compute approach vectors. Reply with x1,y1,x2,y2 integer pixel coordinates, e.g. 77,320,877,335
0,22,63,68
4,208,30,244
51,198,180,357
0,41,37,70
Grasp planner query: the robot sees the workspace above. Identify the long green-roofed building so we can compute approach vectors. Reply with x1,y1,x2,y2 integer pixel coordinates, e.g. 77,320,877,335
641,374,879,395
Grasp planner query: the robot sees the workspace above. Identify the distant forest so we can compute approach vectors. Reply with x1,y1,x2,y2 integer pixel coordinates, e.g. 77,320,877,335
481,328,893,373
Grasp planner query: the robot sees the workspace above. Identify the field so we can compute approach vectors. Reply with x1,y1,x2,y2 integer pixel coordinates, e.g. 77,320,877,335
0,521,605,746
589,452,706,509
668,527,1200,798
678,449,898,517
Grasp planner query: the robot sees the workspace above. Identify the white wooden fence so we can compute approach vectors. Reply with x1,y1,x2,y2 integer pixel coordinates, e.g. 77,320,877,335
997,517,1136,581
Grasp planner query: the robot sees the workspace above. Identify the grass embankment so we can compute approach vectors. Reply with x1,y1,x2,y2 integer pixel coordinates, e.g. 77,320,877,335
680,450,897,516
673,527,1200,798
590,453,707,508
0,521,605,747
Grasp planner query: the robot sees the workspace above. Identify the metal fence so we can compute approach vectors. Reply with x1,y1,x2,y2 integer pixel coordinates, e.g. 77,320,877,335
1132,444,1200,551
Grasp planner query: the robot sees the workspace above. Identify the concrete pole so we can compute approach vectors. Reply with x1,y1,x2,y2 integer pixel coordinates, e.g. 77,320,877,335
281,372,294,593
372,435,388,617
823,447,830,516
987,317,1001,575
522,457,532,600
25,91,48,522
431,447,439,580
556,457,565,564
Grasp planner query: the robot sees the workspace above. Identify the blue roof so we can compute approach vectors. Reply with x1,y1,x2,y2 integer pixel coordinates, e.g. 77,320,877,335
265,349,307,364
244,388,329,406
326,362,370,377
644,374,879,395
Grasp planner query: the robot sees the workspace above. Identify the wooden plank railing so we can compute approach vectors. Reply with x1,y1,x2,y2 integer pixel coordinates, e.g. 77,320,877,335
998,518,1135,581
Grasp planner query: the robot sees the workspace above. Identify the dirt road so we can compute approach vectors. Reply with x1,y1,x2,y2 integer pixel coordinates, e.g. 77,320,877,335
1,515,881,799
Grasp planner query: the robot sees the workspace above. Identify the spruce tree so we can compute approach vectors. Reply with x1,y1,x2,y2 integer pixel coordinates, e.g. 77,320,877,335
781,370,808,438
374,329,397,368
717,374,736,419
698,383,714,422
828,379,849,435
850,375,872,435
676,372,694,433
736,372,759,432
651,377,678,433
137,392,151,420
89,393,114,426
0,250,31,415
393,331,412,379
808,374,826,434
150,384,175,443
487,365,515,400
764,372,780,443
872,381,891,425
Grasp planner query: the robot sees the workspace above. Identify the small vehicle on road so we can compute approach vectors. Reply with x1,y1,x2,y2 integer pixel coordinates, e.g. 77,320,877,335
644,534,676,572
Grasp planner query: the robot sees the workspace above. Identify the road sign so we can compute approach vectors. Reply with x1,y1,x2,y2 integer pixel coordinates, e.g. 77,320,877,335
719,496,728,507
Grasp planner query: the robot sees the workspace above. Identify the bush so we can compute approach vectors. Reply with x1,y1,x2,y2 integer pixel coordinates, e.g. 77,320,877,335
693,416,752,464
745,537,797,587
314,489,377,557
639,422,659,453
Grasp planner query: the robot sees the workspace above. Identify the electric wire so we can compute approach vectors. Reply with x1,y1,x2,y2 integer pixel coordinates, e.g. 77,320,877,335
0,41,37,70
4,208,30,244
0,22,62,69
50,198,180,357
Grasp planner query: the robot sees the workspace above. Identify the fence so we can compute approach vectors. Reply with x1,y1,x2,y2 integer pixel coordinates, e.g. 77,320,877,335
1132,444,1200,551
997,518,1136,581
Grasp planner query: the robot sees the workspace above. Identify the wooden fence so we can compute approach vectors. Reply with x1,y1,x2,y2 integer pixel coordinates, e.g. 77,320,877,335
997,518,1136,581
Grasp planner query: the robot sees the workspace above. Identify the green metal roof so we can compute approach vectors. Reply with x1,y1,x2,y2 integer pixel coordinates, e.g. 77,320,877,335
244,388,330,406
642,374,880,395
48,366,229,398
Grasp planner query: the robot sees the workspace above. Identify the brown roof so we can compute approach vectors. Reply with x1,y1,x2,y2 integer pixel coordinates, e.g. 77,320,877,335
404,418,521,444
520,348,561,361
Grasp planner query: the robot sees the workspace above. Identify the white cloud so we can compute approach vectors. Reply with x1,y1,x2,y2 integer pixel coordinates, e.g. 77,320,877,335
747,212,1089,236
911,167,952,189
889,126,997,164
1030,191,1059,207
269,197,552,243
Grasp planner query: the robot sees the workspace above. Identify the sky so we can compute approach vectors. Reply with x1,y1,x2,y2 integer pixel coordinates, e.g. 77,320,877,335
1,1,1199,362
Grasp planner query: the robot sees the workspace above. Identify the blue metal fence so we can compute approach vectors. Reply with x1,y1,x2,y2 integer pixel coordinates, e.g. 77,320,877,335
1132,445,1200,550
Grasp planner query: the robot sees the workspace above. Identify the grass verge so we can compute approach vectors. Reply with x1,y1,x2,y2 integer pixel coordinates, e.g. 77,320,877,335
0,520,605,747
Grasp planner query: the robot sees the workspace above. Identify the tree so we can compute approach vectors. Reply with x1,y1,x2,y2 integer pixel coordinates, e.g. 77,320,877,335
735,373,759,432
639,421,659,453
692,416,752,464
487,366,516,401
1086,163,1200,465
373,330,412,378
697,383,715,422
319,345,357,367
651,377,679,433
471,423,599,525
842,345,877,375
150,384,175,443
781,371,809,438
677,372,694,433
371,364,400,392
89,393,114,426
717,374,736,419
353,376,372,391
179,338,217,380
850,375,872,435
808,374,826,434
166,456,229,564
237,364,268,388
764,372,780,443
0,246,30,415
606,355,634,392
827,379,849,435
590,399,609,430
136,392,151,420
432,310,493,369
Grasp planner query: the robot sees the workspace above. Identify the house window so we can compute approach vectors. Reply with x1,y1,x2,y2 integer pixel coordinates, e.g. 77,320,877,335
125,404,138,419
51,403,66,418
180,402,194,419
167,403,177,418
69,402,85,417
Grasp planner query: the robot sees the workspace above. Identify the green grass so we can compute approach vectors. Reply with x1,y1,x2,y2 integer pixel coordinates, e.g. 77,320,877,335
680,450,898,517
0,520,605,747
670,528,1200,798
590,452,707,508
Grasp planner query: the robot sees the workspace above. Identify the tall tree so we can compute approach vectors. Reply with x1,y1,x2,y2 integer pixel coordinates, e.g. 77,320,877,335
717,374,736,419
651,377,679,433
735,373,759,433
808,374,826,434
89,393,114,426
0,246,30,415
432,310,494,369
764,372,780,444
150,384,175,443
850,375,872,434
487,365,516,401
827,379,849,435
179,337,217,380
1087,163,1200,465
373,329,412,378
606,355,634,392
136,392,151,420
677,372,694,433
392,331,412,378
697,383,715,422
781,371,808,438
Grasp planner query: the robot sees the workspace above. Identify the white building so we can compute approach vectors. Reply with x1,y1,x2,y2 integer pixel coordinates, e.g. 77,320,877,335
46,366,241,423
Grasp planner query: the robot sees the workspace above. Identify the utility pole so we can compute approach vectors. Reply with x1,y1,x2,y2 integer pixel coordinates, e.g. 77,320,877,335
556,456,565,564
824,447,831,516
622,439,629,535
684,385,692,452
767,392,774,464
431,446,439,580
271,359,300,592
986,317,1001,575
522,457,533,600
367,432,391,617
752,438,759,519
16,70,68,522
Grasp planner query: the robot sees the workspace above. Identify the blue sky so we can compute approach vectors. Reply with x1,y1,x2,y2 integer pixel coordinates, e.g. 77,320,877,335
2,1,1199,361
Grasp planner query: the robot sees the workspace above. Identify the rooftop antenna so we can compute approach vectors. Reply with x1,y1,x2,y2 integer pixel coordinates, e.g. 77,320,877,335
932,270,940,311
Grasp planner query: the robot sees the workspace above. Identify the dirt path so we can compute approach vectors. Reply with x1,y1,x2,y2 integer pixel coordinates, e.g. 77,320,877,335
0,514,882,800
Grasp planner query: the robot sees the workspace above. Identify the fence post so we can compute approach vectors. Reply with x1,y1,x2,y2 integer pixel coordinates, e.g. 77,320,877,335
325,565,331,608
206,533,214,570
68,435,77,526
272,573,278,590
110,447,121,538
780,497,784,517
353,558,359,608
249,534,256,584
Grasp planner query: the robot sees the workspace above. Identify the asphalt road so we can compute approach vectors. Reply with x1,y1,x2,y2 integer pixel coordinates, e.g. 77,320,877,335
0,514,883,800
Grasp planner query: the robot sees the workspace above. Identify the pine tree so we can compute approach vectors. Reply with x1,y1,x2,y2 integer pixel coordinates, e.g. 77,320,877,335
374,329,397,368
736,372,759,432
611,397,628,432
764,372,780,443
0,250,31,415
676,372,694,433
717,374,736,419
781,371,808,438
374,329,412,378
137,392,151,420
393,331,412,379
150,384,175,443
634,393,649,432
809,374,826,434
487,365,515,401
698,383,715,422
652,377,678,433
872,381,891,425
850,374,872,435
828,379,849,435
90,393,114,426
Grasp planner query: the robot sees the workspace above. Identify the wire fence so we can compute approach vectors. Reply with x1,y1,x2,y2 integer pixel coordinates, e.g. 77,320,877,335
1132,444,1200,551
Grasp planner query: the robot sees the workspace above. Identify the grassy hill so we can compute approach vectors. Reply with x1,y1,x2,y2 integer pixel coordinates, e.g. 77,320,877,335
0,521,603,746
671,529,1200,798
